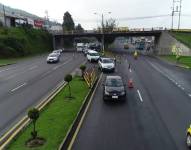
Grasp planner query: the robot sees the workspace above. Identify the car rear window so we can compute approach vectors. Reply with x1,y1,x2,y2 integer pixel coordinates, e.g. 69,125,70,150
106,78,123,87
103,59,113,63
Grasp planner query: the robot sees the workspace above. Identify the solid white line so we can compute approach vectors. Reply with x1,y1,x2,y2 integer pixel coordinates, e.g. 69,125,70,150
137,90,143,102
11,83,27,92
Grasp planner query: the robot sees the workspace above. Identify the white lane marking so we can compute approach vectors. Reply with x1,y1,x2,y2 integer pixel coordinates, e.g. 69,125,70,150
11,83,27,92
52,58,73,71
129,69,132,73
29,65,38,70
137,90,143,102
6,74,17,80
53,66,59,70
146,59,191,97
0,68,9,73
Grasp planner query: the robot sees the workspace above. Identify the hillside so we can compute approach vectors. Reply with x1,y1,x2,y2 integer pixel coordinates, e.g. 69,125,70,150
0,27,53,58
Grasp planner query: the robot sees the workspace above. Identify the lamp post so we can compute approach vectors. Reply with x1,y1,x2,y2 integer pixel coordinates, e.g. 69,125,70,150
94,12,111,54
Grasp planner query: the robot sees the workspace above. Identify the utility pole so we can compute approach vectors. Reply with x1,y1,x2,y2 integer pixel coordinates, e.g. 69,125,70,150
3,5,6,27
171,0,182,30
178,0,182,30
94,12,111,54
101,14,105,54
171,0,175,30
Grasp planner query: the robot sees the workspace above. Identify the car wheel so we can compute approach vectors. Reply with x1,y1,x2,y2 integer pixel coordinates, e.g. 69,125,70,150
187,134,191,148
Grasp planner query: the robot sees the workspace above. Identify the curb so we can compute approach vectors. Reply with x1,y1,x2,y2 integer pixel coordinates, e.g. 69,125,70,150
59,73,102,150
0,63,15,68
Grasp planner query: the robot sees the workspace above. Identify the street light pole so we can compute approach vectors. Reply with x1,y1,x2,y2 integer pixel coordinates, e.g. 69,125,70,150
178,0,182,30
101,14,105,54
3,5,6,27
94,12,111,55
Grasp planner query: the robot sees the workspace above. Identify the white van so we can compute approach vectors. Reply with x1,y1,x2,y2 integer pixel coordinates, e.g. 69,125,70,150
76,43,84,52
86,50,100,62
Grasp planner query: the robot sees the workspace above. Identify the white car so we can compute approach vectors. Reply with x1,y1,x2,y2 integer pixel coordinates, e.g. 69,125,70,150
47,53,60,63
98,57,115,72
86,50,100,62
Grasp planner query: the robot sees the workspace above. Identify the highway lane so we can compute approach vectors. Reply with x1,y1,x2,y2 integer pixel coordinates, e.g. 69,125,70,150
0,52,86,136
72,53,191,150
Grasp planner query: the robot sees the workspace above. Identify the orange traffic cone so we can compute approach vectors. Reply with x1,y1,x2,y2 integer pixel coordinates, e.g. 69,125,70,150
128,79,133,88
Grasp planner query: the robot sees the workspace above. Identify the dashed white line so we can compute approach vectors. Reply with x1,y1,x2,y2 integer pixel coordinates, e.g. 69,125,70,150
11,83,27,92
29,65,38,70
188,94,191,97
129,69,132,73
137,90,143,102
0,68,9,73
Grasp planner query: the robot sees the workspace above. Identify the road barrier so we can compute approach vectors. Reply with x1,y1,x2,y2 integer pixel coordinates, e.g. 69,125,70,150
84,68,97,88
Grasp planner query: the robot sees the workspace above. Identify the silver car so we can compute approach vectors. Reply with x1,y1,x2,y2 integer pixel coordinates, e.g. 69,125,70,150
47,53,60,63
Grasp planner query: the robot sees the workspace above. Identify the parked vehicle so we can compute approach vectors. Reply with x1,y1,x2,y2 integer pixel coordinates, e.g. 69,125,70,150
103,76,126,101
86,50,100,62
47,53,60,63
98,57,115,72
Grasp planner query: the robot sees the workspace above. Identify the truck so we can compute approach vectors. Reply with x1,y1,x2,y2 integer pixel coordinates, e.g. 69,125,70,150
76,43,84,52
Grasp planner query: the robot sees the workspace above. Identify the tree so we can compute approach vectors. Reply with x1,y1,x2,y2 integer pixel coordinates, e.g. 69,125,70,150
75,24,84,33
64,74,73,98
104,18,117,33
62,11,75,32
80,65,86,78
28,108,40,139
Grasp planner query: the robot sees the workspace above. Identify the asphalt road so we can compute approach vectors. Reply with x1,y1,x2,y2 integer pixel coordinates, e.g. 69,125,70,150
0,52,86,137
72,51,191,150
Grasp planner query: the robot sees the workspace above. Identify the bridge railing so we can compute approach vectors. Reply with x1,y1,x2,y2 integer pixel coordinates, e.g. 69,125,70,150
59,27,167,35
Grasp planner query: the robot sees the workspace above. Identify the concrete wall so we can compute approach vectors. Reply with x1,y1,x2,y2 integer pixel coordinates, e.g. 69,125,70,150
156,31,191,56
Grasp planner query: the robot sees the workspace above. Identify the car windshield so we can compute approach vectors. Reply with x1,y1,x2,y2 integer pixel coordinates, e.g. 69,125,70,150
106,78,123,87
103,59,113,63
49,54,57,57
90,53,99,56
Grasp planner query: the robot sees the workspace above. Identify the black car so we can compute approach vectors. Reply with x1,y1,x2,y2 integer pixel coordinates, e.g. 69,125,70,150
103,76,126,101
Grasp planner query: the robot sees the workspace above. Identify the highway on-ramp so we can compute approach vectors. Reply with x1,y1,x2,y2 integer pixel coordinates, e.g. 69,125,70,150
71,52,191,150
0,52,86,137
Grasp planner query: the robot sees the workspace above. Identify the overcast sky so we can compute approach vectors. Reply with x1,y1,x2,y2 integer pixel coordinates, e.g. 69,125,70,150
0,0,191,29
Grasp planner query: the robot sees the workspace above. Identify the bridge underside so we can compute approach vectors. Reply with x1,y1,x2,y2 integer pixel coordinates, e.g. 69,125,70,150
53,31,162,50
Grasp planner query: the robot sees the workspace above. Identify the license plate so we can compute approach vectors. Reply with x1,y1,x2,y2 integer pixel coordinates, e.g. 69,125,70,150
112,96,118,99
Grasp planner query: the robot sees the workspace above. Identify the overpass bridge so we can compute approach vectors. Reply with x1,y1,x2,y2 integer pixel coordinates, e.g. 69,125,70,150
53,30,164,50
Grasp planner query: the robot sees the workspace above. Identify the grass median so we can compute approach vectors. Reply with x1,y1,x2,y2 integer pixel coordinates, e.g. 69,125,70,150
160,55,191,68
7,76,89,150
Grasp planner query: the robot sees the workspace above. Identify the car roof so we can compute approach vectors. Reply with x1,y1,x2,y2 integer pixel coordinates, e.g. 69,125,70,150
106,76,122,80
88,50,98,53
49,53,58,56
101,57,113,60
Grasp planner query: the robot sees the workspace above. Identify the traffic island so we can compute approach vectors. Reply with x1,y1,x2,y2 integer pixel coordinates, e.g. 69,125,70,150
6,76,90,150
